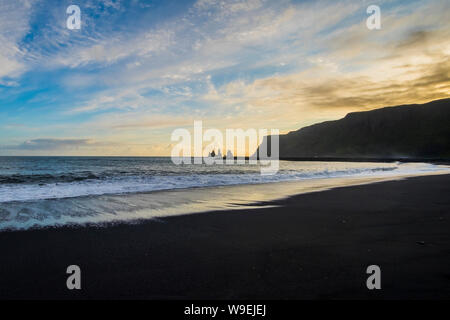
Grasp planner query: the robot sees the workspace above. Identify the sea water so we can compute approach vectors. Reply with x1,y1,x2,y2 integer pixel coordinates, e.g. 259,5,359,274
0,157,448,230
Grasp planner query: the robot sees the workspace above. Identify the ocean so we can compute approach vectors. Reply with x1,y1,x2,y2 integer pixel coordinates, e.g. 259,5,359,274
0,157,449,230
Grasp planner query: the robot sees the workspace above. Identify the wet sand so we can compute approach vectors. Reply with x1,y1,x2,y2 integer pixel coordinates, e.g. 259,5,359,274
0,174,449,299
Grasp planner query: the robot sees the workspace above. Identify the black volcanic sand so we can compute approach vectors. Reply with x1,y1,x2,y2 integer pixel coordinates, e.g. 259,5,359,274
1,174,450,300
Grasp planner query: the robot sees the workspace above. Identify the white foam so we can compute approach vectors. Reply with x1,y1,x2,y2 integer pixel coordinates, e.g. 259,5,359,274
1,161,449,231
0,162,447,203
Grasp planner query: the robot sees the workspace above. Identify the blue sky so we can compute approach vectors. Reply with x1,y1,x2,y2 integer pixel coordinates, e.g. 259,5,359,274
0,0,449,155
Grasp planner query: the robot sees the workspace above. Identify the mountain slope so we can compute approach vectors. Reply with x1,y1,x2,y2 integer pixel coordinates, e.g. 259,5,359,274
260,99,450,159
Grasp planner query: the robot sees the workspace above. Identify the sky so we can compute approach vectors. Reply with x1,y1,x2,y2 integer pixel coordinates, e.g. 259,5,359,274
0,0,449,156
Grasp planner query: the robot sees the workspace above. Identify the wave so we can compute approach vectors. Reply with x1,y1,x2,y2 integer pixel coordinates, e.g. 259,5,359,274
0,161,449,231
0,172,100,185
0,162,446,203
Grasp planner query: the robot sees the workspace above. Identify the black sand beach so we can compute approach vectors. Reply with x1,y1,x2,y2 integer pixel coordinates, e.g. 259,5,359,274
1,174,449,300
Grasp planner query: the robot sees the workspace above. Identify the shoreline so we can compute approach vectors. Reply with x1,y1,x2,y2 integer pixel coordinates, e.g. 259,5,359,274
0,174,449,299
280,157,450,163
1,167,450,232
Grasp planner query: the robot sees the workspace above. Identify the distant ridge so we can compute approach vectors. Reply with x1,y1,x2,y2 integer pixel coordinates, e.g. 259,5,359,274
258,99,450,160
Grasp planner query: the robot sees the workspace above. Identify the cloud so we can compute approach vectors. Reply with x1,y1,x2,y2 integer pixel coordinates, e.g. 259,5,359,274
0,137,172,156
4,139,95,150
61,0,364,115
88,112,195,130
0,0,35,83
2,0,450,155
191,0,450,129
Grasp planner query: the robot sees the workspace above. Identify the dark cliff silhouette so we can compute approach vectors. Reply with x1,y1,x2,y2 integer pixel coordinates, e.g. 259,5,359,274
257,99,450,160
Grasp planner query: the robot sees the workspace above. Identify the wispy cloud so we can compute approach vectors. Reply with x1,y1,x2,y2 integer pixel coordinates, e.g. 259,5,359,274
1,0,449,155
0,0,35,83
